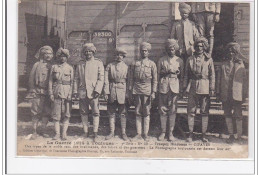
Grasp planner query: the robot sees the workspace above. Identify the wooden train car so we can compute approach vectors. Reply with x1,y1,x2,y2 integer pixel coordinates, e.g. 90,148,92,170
18,1,250,114
64,1,250,65
18,1,250,89
18,1,250,68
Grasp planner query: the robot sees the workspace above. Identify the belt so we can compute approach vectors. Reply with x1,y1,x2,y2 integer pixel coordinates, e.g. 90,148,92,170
109,79,126,83
55,80,71,85
160,72,179,78
135,79,151,83
168,74,178,78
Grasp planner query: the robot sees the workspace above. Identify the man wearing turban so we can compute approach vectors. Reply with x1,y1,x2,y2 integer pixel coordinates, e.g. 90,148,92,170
191,2,221,56
216,42,247,144
103,47,129,141
27,45,54,140
171,2,200,62
49,48,74,140
73,43,104,142
129,42,158,141
157,39,184,141
184,37,215,142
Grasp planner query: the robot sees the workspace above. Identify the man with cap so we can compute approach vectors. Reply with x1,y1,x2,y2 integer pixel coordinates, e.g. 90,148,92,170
157,39,184,141
103,47,129,141
171,2,200,63
191,2,221,56
73,43,104,142
129,42,157,141
49,48,74,140
184,37,215,142
27,45,53,140
216,42,247,144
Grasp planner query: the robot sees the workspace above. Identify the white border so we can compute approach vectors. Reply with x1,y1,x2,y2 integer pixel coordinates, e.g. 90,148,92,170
5,0,256,174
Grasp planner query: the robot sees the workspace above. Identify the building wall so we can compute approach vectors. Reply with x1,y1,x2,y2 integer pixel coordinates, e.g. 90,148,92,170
233,3,250,97
234,3,250,59
65,1,117,65
117,2,172,64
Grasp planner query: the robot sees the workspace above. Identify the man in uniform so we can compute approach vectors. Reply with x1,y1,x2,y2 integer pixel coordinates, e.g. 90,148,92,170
191,2,221,56
73,43,104,142
27,46,53,140
157,39,184,141
171,2,200,62
49,48,74,140
129,42,157,141
103,47,129,141
216,42,247,144
184,37,215,142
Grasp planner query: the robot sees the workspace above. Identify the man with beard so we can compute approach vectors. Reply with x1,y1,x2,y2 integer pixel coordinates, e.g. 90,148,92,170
27,46,54,140
129,42,157,141
73,43,104,142
184,37,215,142
157,39,184,141
49,48,74,140
216,42,247,144
103,47,129,141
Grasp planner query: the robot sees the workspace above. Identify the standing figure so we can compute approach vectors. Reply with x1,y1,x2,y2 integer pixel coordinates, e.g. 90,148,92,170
49,48,74,140
184,37,215,142
73,43,104,142
171,2,200,62
27,46,53,140
191,2,221,56
129,42,158,141
216,42,247,144
103,48,129,141
157,39,184,141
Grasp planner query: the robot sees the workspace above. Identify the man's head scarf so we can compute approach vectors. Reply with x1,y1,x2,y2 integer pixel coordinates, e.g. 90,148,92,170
35,45,53,59
56,48,70,58
140,42,152,51
194,37,209,51
179,2,191,14
165,39,179,51
226,42,248,63
82,43,97,54
115,47,127,57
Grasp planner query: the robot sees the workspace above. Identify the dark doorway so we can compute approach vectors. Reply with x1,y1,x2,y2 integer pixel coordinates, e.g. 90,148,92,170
213,3,235,61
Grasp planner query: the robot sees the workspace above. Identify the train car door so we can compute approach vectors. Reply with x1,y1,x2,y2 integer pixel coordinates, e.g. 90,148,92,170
92,30,115,65
66,31,90,65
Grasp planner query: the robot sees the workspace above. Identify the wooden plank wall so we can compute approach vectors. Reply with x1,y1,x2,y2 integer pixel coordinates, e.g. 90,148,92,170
117,2,172,65
65,1,117,65
234,3,250,59
233,3,250,98
66,2,116,32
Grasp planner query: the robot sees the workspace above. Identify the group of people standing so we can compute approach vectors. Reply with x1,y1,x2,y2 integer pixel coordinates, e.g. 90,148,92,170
26,2,247,144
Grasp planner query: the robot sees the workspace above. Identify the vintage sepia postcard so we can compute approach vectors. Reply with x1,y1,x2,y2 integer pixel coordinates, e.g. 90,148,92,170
17,0,252,158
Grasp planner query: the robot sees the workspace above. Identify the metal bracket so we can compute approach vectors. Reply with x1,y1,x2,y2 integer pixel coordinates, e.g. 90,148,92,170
141,23,147,40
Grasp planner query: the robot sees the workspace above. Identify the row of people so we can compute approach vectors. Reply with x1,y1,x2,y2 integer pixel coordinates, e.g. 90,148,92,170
27,36,247,144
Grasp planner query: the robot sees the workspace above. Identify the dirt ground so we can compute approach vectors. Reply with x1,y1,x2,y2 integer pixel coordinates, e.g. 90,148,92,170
17,109,248,146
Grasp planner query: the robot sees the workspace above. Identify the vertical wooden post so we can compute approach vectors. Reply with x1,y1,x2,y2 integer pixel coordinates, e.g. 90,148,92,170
115,2,120,48
45,0,48,38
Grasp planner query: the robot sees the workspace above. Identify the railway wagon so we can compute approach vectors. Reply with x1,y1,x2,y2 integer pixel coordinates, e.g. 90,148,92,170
64,1,250,66
18,1,250,83
64,1,250,108
18,1,250,110
17,1,250,134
